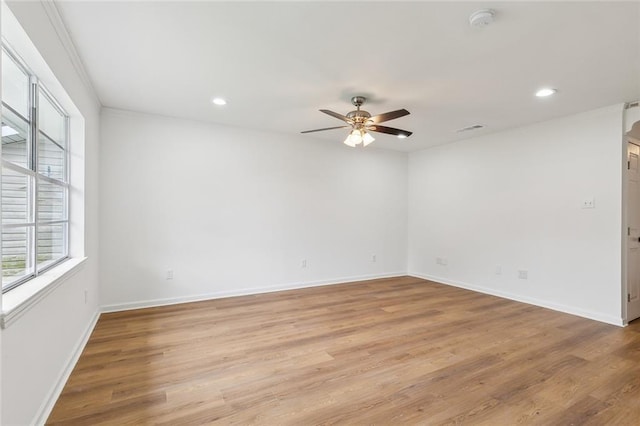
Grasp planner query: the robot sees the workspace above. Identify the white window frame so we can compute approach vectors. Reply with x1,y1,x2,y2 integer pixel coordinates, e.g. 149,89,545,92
1,44,70,293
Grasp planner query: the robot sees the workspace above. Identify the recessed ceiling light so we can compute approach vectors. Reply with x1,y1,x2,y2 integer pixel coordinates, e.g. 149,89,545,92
212,97,227,106
535,88,557,97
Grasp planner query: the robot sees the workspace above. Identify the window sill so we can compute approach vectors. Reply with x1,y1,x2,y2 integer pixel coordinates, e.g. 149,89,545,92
1,257,87,329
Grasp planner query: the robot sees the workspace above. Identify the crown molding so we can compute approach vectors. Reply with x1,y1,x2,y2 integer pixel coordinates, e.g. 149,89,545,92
39,0,102,107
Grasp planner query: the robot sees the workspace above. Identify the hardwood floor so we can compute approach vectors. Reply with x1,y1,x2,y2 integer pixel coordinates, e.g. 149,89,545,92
47,276,640,425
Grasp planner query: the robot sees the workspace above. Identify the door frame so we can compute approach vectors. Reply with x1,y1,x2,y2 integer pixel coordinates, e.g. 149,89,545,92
623,102,640,324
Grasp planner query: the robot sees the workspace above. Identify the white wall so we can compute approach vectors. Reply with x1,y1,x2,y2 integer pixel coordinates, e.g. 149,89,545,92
408,104,625,325
100,109,408,309
1,2,100,425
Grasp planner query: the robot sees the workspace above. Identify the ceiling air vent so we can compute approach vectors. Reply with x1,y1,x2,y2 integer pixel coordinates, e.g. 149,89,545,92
456,124,485,133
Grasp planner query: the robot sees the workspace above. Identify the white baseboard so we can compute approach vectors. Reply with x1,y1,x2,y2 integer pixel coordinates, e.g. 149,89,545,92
409,272,625,327
33,309,101,425
101,272,407,313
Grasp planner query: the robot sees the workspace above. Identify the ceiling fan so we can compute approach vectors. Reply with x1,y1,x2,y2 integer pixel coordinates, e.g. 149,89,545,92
301,96,412,147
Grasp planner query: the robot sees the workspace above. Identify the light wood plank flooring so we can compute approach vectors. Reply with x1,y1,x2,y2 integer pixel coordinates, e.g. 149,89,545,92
48,276,640,425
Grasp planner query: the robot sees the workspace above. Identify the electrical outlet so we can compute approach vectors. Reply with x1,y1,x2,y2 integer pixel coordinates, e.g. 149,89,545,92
301,259,307,268
518,270,528,280
372,254,377,263
581,197,595,209
495,265,502,275
440,258,448,266
166,270,174,280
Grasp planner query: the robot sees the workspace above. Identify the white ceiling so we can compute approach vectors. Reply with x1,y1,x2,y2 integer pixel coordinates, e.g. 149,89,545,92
56,1,640,152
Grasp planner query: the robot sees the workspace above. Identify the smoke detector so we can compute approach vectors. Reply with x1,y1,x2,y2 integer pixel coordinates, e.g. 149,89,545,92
469,9,495,28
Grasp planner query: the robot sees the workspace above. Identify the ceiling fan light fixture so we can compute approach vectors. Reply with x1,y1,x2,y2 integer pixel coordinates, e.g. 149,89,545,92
343,134,357,147
349,129,363,145
397,134,407,139
362,132,375,146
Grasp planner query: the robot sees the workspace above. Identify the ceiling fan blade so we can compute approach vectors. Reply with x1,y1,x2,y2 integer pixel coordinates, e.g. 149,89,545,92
368,109,410,124
301,125,350,134
320,109,351,123
368,125,413,138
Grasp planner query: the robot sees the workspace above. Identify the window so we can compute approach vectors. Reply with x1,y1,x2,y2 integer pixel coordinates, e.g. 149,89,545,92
1,46,69,293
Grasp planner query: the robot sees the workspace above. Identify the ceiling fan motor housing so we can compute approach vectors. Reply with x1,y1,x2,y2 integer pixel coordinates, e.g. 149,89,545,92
346,109,372,124
347,96,371,128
